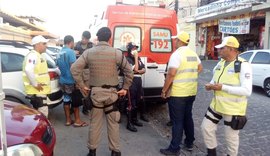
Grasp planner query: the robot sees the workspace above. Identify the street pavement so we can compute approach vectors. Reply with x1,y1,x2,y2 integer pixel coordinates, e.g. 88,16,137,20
49,60,270,156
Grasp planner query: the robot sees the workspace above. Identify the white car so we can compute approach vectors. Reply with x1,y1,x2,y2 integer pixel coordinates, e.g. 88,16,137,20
239,49,270,97
47,46,61,53
0,42,63,108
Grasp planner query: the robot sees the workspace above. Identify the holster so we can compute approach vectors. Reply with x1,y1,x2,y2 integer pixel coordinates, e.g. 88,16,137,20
230,115,247,130
82,91,93,111
26,95,45,109
104,99,119,115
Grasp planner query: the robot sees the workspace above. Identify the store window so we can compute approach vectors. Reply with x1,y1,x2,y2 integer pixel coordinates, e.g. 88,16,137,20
150,28,172,53
113,26,141,51
251,52,270,64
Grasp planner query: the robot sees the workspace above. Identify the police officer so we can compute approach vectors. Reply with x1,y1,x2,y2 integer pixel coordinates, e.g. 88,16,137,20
201,36,252,156
125,42,148,132
74,30,94,115
23,35,50,117
71,27,133,156
160,31,203,155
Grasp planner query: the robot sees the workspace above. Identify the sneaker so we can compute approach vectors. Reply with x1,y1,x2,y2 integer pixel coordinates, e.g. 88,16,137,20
160,148,180,156
183,144,193,151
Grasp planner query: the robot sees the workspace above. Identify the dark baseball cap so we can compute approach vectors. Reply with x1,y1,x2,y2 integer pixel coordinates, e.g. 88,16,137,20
127,42,139,49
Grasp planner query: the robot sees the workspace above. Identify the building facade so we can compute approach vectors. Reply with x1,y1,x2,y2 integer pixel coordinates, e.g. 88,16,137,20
189,0,270,60
0,10,58,43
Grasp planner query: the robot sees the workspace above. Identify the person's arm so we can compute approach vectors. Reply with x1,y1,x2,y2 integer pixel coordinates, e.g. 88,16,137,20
25,53,45,91
138,59,145,74
162,67,177,97
24,53,38,87
116,51,133,96
69,50,77,66
133,51,139,73
222,62,252,96
70,50,88,88
161,51,180,98
196,56,203,73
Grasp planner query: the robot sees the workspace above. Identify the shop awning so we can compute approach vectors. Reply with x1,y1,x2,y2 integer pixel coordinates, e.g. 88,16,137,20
252,2,270,12
187,5,252,23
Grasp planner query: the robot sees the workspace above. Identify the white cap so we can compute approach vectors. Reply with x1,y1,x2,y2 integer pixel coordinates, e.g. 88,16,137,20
31,35,49,45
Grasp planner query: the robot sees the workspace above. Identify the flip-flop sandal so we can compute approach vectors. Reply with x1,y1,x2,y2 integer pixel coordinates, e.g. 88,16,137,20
73,121,88,127
65,120,74,126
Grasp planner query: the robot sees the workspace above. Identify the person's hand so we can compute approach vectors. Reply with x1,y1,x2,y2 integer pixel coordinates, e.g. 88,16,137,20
34,83,45,92
132,50,138,57
161,90,167,99
81,86,91,96
117,89,127,96
205,83,213,91
211,84,222,91
75,50,79,55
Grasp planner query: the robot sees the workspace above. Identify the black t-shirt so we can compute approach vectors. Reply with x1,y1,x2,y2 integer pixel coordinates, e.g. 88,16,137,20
74,41,93,58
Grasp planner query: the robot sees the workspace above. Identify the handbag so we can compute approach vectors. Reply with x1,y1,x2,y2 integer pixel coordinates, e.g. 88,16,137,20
230,115,247,130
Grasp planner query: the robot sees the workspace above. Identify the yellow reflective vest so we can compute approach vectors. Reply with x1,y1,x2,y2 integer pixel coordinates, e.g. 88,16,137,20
171,47,199,97
210,58,247,115
22,50,51,95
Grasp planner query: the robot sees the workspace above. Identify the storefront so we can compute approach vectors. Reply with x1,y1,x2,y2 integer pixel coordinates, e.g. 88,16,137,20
189,0,267,60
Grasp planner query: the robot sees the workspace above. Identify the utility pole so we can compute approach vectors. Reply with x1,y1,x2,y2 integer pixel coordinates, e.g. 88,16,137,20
174,0,178,14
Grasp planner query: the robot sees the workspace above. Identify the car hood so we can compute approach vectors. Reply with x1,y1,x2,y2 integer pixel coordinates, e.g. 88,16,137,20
0,100,48,147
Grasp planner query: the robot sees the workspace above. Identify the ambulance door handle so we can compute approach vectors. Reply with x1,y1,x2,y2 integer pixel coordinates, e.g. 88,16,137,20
147,65,158,69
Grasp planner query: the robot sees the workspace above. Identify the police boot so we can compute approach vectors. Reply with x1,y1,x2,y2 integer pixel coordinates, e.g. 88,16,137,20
140,114,149,122
111,150,121,156
126,111,137,132
87,149,96,156
132,109,143,127
207,148,217,156
139,99,149,122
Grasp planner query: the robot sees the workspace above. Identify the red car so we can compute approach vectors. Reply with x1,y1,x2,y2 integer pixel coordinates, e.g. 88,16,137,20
0,100,56,156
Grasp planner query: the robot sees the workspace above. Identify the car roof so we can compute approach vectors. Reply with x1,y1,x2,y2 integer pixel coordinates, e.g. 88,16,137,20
0,46,30,56
243,49,270,53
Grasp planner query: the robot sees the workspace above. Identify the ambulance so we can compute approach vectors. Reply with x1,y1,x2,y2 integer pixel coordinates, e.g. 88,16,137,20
96,4,178,101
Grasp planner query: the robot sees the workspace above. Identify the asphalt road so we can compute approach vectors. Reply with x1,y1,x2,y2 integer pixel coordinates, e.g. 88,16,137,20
49,60,270,156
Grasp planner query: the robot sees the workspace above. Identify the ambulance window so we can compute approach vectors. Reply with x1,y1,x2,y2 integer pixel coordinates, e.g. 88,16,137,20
150,28,172,53
113,26,141,52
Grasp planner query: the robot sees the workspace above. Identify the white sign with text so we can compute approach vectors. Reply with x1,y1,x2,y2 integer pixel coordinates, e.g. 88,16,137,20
219,18,250,34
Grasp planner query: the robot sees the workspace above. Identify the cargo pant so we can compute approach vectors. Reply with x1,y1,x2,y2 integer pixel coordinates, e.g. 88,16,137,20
87,87,121,152
201,107,239,156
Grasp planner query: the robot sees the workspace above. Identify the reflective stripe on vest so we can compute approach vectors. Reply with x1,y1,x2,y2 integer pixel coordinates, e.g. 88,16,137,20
210,58,247,115
171,47,199,97
22,50,51,94
177,68,198,74
173,78,198,83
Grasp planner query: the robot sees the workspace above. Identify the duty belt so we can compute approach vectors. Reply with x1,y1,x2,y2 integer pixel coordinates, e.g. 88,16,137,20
91,85,119,89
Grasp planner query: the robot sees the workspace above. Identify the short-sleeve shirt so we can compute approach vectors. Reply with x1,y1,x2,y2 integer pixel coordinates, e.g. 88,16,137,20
168,46,201,69
57,46,76,84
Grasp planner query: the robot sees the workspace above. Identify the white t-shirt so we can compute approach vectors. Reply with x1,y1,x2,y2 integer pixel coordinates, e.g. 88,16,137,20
168,46,201,69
